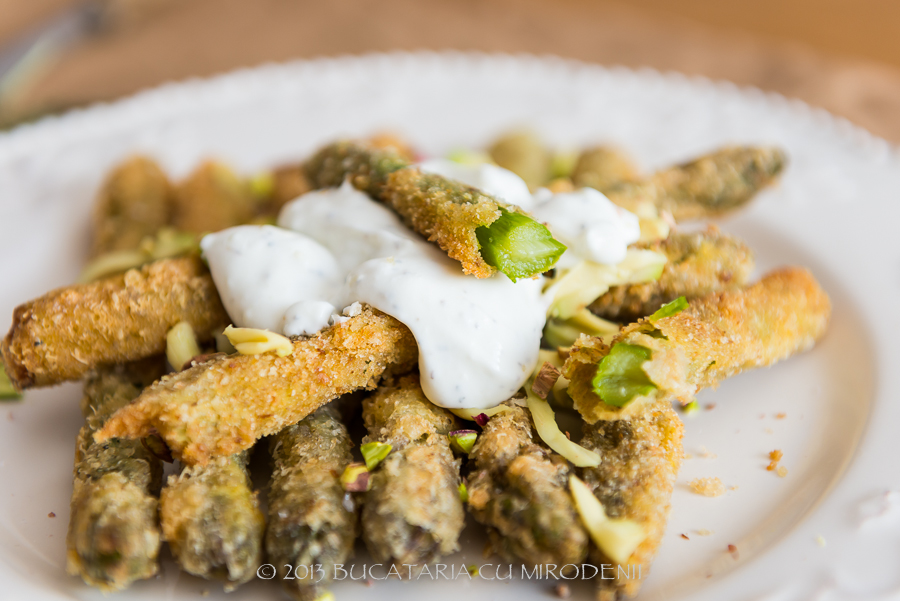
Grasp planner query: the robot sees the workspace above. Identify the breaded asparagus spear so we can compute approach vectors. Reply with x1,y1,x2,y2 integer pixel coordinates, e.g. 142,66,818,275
96,306,418,465
267,404,357,601
579,402,683,600
605,146,786,221
160,450,264,590
305,141,565,280
589,227,755,322
171,161,261,234
487,131,550,189
467,401,588,567
361,374,464,567
571,146,640,193
566,267,831,424
1,256,228,390
67,358,166,591
91,156,173,257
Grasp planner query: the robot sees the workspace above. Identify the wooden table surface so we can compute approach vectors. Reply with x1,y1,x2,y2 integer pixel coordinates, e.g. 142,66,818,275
3,0,900,141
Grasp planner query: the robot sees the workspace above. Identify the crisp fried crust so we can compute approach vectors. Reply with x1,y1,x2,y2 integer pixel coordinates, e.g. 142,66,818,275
567,267,831,423
67,360,166,592
572,146,640,193
266,404,357,601
589,227,755,322
467,401,588,567
95,306,418,465
305,141,517,278
361,374,464,567
1,256,228,389
160,450,264,590
581,402,683,599
383,169,503,278
269,162,312,214
606,146,786,221
171,161,259,234
91,156,173,257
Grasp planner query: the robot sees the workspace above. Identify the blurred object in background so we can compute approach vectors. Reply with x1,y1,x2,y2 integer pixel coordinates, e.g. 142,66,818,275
0,0,180,125
3,0,900,140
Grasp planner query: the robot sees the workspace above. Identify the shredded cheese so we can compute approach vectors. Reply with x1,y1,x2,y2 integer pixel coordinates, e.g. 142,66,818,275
223,325,293,357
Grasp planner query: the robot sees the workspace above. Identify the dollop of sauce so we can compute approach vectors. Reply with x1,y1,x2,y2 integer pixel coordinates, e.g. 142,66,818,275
530,187,640,268
202,182,546,409
201,163,641,410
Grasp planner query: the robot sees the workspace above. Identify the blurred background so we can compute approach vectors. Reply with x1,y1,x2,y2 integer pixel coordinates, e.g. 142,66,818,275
2,0,900,139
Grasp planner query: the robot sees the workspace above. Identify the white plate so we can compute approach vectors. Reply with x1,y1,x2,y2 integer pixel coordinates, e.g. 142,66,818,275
0,52,896,601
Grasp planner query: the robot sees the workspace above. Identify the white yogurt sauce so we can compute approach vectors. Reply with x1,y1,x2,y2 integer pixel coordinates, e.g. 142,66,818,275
201,164,640,410
530,187,640,268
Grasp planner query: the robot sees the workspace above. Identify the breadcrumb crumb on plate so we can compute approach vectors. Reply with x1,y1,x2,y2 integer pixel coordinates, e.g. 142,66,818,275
689,478,726,497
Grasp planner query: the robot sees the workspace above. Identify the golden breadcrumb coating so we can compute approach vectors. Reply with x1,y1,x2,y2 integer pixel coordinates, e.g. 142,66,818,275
267,404,357,601
361,374,464,567
606,146,786,221
571,146,640,193
581,402,683,599
567,267,831,423
467,401,588,567
67,360,165,591
269,162,312,214
1,256,228,389
160,450,264,590
383,168,504,278
95,306,418,465
589,227,755,322
171,161,260,234
91,156,173,257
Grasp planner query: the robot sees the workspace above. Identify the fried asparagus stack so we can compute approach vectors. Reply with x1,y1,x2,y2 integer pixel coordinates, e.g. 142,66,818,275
361,374,466,569
159,449,264,590
589,227,755,322
1,256,228,389
96,305,418,465
67,358,166,591
467,401,588,568
266,404,358,601
564,267,830,598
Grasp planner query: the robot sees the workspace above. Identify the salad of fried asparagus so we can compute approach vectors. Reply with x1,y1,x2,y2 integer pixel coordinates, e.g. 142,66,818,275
0,130,830,601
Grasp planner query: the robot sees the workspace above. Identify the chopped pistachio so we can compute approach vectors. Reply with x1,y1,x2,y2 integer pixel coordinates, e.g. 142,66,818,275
649,296,689,321
248,171,275,198
569,475,646,564
360,441,392,471
340,463,370,492
449,430,478,455
458,482,469,503
446,148,493,165
76,249,148,283
682,400,700,415
166,321,202,371
0,364,22,400
549,150,579,180
223,325,293,357
531,362,561,399
473,413,489,427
